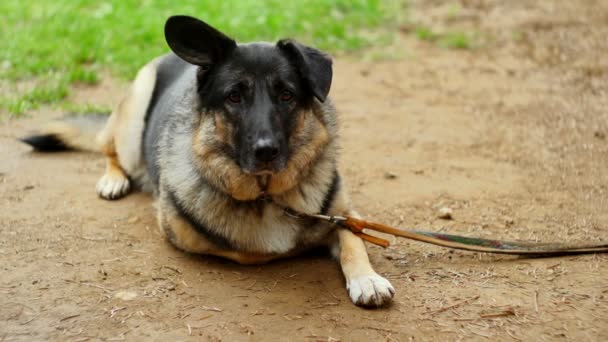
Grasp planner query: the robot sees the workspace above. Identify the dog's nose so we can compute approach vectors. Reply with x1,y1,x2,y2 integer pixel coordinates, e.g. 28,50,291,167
253,139,280,163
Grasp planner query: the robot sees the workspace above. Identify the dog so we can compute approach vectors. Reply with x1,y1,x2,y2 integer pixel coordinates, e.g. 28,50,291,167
19,15,394,306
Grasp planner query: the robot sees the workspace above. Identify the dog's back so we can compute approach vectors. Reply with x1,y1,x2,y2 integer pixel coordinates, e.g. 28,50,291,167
142,53,196,190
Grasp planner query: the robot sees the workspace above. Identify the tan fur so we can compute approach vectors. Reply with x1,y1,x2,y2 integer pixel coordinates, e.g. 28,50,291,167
95,58,160,198
189,108,331,200
323,183,371,274
213,112,234,148
267,110,330,195
336,229,375,278
157,194,218,253
191,115,262,201
97,58,159,173
104,152,128,181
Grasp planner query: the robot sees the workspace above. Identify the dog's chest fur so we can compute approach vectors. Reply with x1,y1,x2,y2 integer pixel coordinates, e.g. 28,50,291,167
159,121,338,253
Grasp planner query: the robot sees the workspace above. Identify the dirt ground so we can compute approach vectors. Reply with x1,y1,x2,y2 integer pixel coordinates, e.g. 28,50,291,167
2,1,607,341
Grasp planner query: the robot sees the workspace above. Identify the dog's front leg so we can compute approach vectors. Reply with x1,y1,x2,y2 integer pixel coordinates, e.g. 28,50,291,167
335,228,395,307
328,189,395,306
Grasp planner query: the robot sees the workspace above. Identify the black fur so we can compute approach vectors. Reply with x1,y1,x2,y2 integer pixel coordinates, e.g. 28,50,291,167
276,39,333,102
320,171,340,215
165,15,237,67
167,187,234,250
19,134,69,152
18,114,109,153
198,43,308,173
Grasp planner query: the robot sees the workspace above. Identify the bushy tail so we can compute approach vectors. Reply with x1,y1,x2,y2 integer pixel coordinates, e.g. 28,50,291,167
19,114,108,152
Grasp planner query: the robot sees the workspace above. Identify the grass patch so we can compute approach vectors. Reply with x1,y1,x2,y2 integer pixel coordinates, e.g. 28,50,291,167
5,81,70,115
415,27,439,41
1,0,404,116
61,103,111,115
414,25,474,50
439,31,472,49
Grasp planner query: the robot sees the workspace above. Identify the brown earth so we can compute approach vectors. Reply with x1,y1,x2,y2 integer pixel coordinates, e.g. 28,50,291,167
1,1,607,341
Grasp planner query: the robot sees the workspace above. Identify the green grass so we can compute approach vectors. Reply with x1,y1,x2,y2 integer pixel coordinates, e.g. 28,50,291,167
439,31,472,49
0,0,404,116
414,26,474,49
415,27,439,41
61,103,111,115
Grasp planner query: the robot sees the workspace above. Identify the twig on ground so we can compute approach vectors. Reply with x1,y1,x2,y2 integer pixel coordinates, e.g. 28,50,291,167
202,306,222,312
79,235,111,242
110,306,126,318
65,280,115,293
60,314,80,322
506,328,522,341
20,318,35,325
161,265,182,274
479,308,515,319
310,302,339,309
425,295,480,315
245,280,257,290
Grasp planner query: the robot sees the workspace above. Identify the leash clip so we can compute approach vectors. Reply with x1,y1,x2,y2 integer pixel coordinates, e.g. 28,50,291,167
277,202,391,248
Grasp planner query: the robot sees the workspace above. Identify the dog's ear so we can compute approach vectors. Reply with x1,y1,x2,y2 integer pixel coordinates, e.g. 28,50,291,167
277,39,333,102
165,15,237,67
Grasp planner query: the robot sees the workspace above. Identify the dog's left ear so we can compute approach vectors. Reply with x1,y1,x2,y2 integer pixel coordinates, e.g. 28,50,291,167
277,39,333,102
165,15,237,67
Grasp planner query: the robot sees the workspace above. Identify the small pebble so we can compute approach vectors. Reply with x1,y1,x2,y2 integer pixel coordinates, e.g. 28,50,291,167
438,207,453,220
384,172,398,180
114,290,138,301
127,216,140,224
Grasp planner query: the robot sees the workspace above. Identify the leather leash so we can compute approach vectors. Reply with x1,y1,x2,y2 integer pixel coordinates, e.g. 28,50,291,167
282,207,608,256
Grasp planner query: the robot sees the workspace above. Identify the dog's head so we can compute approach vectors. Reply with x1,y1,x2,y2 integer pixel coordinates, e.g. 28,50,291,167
165,15,332,175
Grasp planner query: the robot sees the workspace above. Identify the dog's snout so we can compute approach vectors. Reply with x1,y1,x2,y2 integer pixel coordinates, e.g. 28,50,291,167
253,139,280,163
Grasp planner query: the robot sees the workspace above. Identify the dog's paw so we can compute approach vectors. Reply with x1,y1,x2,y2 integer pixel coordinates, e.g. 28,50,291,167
347,274,395,307
96,174,130,200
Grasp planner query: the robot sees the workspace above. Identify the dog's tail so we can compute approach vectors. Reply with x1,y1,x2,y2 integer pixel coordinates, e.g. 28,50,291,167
19,114,109,152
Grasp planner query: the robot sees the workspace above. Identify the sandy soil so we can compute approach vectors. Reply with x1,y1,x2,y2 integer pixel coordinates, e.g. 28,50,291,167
1,1,607,341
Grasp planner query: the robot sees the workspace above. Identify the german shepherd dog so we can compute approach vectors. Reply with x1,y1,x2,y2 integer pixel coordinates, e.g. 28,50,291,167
20,16,394,306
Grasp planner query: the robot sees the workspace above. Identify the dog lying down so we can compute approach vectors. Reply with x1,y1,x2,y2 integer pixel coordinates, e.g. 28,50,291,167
20,15,395,307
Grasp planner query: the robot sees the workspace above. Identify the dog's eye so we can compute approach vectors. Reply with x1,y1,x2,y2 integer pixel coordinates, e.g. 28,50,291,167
228,91,241,103
279,90,293,102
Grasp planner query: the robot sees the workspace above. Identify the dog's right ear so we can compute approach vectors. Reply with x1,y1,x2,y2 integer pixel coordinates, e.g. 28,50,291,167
277,39,332,103
165,15,237,67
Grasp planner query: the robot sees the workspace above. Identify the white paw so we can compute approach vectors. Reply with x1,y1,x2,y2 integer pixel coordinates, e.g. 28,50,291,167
347,274,395,307
96,174,130,200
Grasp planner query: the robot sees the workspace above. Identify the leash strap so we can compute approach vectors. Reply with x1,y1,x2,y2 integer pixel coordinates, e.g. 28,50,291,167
283,207,608,255
341,216,608,255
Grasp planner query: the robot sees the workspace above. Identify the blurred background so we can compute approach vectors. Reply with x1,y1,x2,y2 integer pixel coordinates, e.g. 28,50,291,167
1,0,409,115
